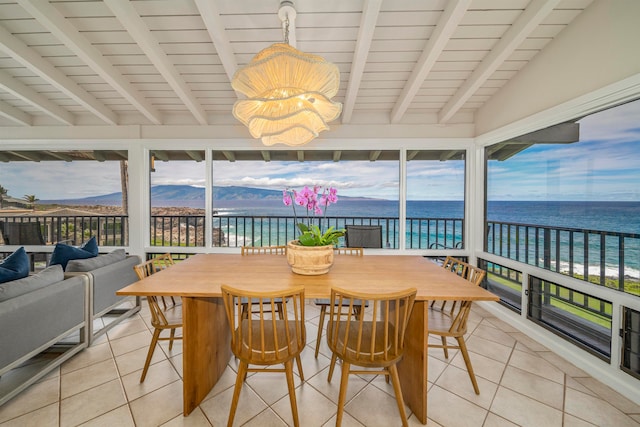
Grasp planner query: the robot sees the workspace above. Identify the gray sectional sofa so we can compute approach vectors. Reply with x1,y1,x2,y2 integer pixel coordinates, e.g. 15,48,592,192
65,249,142,343
0,265,89,406
0,249,142,406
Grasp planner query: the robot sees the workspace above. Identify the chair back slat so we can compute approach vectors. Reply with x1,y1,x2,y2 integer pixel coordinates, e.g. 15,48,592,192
133,254,177,327
448,300,472,334
442,256,486,286
334,247,363,256
327,287,416,367
466,266,486,286
241,245,286,255
221,285,306,365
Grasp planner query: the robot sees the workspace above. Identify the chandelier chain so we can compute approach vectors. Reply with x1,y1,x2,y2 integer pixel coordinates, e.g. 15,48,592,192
283,15,290,45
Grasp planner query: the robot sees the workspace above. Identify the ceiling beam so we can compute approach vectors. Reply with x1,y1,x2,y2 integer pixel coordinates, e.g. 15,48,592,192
43,151,73,161
222,151,235,162
194,0,239,85
341,0,382,124
391,0,470,124
113,150,128,160
0,24,117,125
104,0,208,125
0,100,32,126
186,151,203,162
8,151,40,161
260,151,271,162
152,150,169,161
493,145,532,161
369,150,381,161
17,0,162,125
486,142,507,156
333,151,342,162
439,150,459,161
511,122,580,144
0,69,74,125
438,0,560,123
93,151,106,162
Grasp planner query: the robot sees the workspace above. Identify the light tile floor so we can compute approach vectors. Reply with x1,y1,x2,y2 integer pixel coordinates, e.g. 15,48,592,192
1,300,640,427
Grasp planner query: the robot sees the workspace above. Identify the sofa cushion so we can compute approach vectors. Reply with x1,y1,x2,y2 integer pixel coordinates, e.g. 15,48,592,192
0,264,64,302
49,237,99,270
0,247,30,284
66,249,126,272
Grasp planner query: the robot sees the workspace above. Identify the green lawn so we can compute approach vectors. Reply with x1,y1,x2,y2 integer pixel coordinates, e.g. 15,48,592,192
487,272,612,328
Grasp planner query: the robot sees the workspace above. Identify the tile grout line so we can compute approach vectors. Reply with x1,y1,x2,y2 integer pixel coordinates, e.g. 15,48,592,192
480,321,518,426
113,312,144,426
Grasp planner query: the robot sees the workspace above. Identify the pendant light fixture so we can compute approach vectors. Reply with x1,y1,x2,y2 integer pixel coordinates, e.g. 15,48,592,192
231,1,342,146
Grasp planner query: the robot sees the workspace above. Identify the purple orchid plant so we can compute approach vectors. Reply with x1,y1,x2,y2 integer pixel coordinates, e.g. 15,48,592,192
283,186,345,246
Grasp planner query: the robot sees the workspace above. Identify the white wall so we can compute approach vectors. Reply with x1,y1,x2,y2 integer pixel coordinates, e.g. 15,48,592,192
476,0,640,137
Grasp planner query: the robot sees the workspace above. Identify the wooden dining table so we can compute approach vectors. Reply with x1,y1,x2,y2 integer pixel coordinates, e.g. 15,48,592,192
117,253,498,423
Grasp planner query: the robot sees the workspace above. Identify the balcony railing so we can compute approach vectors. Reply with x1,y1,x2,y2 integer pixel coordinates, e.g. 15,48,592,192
486,220,640,296
212,215,463,249
212,216,401,248
4,214,635,300
0,215,128,247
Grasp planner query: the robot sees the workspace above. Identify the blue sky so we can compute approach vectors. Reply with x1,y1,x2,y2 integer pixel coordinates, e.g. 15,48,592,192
1,99,639,202
487,99,640,201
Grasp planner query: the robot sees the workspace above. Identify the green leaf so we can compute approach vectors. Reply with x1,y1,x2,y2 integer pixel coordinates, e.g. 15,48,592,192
298,233,317,246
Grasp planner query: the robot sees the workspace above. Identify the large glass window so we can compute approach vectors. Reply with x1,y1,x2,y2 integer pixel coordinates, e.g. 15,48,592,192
485,99,640,296
149,150,206,247
0,150,129,252
406,150,465,249
211,150,399,248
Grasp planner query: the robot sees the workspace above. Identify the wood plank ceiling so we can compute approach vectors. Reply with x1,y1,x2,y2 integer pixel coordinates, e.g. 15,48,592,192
0,0,594,130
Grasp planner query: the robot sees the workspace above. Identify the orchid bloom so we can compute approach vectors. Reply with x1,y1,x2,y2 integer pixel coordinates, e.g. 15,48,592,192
327,187,338,204
282,185,344,246
294,189,308,208
282,190,292,206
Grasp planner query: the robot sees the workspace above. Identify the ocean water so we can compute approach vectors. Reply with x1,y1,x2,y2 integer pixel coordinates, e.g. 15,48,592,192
163,199,640,235
150,199,640,279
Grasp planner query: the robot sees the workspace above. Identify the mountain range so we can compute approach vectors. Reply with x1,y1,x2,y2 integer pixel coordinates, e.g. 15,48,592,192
41,185,372,204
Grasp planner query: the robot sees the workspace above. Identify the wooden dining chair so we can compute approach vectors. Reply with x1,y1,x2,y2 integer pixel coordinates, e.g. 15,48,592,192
241,245,286,255
313,247,364,359
221,285,306,427
442,255,466,275
239,245,287,318
427,299,480,394
345,225,383,248
429,254,486,395
432,257,486,310
333,247,363,256
326,287,417,427
153,253,179,308
240,245,304,380
133,258,182,383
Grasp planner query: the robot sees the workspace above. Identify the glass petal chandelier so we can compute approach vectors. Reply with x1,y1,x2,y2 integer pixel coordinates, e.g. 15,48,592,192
231,1,342,146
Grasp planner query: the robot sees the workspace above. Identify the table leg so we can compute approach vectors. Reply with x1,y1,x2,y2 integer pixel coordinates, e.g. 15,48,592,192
397,300,428,424
182,296,231,416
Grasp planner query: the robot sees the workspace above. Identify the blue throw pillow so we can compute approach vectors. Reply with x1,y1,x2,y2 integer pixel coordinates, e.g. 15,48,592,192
0,247,30,283
80,236,99,256
49,237,99,270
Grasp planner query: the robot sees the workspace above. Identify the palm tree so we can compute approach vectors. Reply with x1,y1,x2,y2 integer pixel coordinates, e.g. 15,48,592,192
0,185,7,209
23,194,39,210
